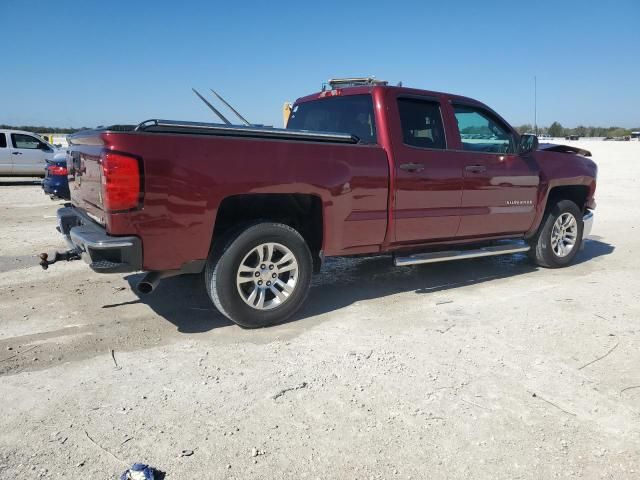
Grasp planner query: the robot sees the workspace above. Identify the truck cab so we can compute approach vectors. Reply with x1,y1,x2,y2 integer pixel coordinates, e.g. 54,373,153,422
288,81,594,250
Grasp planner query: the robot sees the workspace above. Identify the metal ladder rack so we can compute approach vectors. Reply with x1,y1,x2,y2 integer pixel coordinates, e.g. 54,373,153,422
325,77,388,90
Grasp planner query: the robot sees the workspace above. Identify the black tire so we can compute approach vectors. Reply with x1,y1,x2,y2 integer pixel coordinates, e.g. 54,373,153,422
205,222,313,328
529,199,583,268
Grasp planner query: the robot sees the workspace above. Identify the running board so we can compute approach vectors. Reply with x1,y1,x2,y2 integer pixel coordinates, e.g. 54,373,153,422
394,242,530,267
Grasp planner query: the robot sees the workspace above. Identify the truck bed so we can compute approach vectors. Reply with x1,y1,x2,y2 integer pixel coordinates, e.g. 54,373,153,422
136,119,360,143
67,121,390,271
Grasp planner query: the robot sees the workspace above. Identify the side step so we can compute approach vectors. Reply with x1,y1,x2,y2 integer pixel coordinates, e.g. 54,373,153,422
394,242,530,267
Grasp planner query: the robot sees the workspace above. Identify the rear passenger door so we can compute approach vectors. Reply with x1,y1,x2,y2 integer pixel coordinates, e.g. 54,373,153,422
10,133,52,175
390,95,464,243
0,133,11,174
452,104,539,238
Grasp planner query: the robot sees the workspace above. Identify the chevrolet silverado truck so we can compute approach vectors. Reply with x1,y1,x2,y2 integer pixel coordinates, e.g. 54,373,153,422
44,78,596,328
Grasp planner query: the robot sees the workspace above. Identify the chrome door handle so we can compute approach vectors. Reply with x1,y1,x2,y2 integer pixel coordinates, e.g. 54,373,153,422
465,164,486,173
399,162,424,172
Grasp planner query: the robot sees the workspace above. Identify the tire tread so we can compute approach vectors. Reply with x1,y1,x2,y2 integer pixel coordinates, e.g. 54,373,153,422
529,199,583,268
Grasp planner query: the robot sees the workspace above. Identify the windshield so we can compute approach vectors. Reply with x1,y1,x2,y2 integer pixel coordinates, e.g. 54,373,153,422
287,94,377,144
34,134,57,150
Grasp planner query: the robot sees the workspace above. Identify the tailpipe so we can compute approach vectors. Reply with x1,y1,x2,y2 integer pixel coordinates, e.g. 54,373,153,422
137,271,170,295
135,263,205,295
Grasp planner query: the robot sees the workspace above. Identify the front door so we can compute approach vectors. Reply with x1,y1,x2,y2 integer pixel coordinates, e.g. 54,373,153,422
391,96,464,243
452,105,539,238
10,133,51,175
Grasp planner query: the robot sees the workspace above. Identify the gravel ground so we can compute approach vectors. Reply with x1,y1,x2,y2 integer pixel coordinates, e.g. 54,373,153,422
0,141,639,479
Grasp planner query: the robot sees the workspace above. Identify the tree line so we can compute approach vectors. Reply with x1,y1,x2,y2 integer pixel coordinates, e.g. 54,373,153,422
515,123,637,138
0,125,88,134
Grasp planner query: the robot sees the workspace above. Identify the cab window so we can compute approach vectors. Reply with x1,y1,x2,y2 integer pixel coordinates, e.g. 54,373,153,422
453,106,515,153
12,133,43,149
0,134,6,148
397,98,446,149
287,95,377,144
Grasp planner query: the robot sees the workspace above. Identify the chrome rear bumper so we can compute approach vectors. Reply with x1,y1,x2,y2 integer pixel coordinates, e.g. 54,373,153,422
57,207,142,273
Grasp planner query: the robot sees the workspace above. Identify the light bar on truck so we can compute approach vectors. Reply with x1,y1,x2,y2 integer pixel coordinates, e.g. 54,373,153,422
326,77,388,89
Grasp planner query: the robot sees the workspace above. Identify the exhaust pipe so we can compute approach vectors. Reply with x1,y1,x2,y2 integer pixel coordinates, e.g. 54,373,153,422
135,262,205,295
137,271,171,295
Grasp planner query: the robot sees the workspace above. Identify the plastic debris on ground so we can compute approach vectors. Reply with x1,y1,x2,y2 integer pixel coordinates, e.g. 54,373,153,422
120,463,156,480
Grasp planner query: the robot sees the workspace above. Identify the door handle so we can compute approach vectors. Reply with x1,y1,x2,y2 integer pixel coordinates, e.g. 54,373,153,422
399,162,424,172
465,164,486,173
12,152,22,155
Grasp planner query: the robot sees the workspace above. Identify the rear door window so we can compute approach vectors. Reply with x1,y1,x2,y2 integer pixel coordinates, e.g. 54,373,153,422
397,98,446,149
0,134,6,148
453,106,515,153
287,94,377,144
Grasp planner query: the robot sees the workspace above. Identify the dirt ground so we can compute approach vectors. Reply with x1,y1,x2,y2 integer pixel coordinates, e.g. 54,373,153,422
0,141,638,479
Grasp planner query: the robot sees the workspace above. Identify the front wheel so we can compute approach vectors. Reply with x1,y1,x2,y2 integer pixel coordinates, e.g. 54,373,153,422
205,223,313,328
529,199,584,268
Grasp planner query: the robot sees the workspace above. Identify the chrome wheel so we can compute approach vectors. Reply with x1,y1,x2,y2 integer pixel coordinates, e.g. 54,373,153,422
235,243,299,310
551,212,578,257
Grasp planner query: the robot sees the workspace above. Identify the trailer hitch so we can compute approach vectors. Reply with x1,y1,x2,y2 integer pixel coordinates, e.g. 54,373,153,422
39,249,82,270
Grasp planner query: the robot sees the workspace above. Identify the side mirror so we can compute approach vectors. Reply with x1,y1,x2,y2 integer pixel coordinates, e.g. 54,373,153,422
518,134,538,154
39,143,52,151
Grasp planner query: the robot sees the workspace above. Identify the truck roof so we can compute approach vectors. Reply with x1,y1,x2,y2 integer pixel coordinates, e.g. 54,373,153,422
0,128,46,136
295,85,482,106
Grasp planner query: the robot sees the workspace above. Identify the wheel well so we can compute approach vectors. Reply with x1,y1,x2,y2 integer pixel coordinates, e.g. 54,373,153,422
546,185,589,213
213,193,323,257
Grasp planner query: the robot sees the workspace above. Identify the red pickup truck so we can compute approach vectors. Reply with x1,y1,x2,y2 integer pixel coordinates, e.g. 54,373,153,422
46,79,596,327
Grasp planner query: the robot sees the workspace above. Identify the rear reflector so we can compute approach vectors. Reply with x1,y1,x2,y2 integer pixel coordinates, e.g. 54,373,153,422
47,165,68,176
101,152,141,212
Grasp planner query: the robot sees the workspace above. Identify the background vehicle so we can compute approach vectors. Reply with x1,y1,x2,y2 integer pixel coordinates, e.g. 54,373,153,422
42,152,70,200
0,129,57,176
46,78,597,328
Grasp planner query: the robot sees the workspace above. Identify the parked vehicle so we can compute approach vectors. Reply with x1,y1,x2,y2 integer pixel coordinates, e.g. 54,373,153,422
43,78,597,328
0,129,57,176
604,136,631,142
42,152,70,200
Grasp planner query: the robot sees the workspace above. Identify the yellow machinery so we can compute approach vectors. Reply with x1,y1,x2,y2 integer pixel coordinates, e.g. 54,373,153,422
282,102,292,127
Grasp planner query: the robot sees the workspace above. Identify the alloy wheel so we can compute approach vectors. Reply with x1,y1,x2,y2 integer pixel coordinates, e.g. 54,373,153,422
235,243,299,310
551,212,578,257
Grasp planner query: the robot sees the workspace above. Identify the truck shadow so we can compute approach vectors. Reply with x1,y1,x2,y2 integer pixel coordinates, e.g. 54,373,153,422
126,238,613,333
301,238,613,319
123,272,234,332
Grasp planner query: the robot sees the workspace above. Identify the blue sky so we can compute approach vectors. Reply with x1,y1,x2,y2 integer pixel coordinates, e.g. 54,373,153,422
2,0,638,128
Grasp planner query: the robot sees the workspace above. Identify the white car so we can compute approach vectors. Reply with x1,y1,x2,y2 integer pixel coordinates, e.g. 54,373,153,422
0,129,58,176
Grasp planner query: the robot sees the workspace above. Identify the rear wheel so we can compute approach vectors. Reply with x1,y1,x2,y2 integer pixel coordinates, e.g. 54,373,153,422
205,223,312,328
529,199,583,268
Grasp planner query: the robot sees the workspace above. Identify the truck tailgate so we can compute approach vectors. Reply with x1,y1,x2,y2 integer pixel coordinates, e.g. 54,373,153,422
68,140,106,225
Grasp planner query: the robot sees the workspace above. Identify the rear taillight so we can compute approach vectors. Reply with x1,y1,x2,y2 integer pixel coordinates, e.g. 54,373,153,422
100,152,142,212
47,165,68,176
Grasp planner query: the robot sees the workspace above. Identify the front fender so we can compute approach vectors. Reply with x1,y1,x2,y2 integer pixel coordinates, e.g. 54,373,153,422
525,151,597,238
